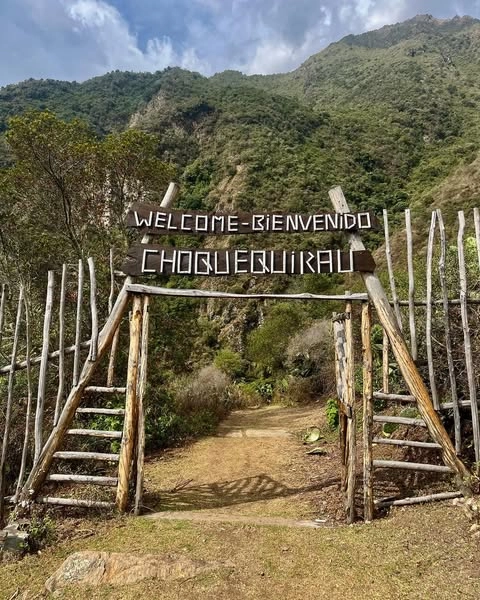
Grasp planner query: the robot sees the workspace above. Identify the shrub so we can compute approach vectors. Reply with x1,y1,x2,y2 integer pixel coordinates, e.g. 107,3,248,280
214,348,246,379
326,398,339,430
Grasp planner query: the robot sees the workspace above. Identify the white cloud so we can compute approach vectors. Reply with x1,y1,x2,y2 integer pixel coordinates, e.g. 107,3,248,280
1,0,480,86
65,0,210,74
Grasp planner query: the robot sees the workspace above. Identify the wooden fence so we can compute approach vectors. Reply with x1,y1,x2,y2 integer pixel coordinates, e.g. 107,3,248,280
0,251,126,523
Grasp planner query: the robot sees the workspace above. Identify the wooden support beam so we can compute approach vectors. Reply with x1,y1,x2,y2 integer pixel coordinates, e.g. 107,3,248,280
437,209,460,453
373,460,452,473
73,259,84,386
134,295,149,516
14,294,33,502
376,491,462,507
67,428,123,439
344,297,356,524
36,497,114,508
34,271,54,463
373,415,426,427
373,392,415,403
54,264,67,426
328,187,470,486
116,295,142,512
85,386,126,394
458,210,480,462
18,182,179,506
373,438,441,449
332,315,347,491
362,302,374,522
383,209,402,330
0,287,24,527
88,257,99,362
382,330,389,394
0,341,91,375
0,283,6,350
76,407,125,416
53,451,119,461
47,474,118,486
125,284,368,302
405,209,417,361
425,211,439,410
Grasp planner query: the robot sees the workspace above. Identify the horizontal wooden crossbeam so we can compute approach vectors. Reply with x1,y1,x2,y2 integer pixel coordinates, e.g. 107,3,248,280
125,283,369,302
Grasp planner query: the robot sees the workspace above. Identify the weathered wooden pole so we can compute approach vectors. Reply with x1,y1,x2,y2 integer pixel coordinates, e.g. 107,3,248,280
344,298,356,524
361,302,374,522
54,264,67,426
332,314,347,489
328,187,470,484
134,295,150,515
116,295,143,512
34,271,55,463
19,182,180,505
0,287,24,526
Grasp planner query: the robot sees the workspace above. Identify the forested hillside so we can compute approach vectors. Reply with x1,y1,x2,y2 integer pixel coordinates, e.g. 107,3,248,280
2,14,480,448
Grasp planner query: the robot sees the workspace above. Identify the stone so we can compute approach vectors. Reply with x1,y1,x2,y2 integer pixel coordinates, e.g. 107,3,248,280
45,551,232,592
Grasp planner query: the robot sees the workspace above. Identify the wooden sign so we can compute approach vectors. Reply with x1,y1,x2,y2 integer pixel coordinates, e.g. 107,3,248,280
122,244,376,277
127,203,376,235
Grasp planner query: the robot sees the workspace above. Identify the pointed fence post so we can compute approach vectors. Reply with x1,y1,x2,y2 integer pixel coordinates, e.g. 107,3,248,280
116,295,143,512
362,302,374,522
328,186,470,486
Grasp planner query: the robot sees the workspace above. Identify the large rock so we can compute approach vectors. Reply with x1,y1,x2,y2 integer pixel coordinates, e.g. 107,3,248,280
45,551,231,592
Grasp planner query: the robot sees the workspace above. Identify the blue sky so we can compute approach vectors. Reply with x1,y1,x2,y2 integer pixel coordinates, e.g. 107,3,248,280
1,0,480,86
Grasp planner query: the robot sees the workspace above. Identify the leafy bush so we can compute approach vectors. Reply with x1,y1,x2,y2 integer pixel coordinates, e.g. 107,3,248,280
246,303,305,374
326,398,339,430
214,348,246,379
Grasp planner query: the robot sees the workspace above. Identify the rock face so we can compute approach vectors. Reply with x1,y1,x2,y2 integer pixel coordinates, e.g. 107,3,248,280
45,551,230,592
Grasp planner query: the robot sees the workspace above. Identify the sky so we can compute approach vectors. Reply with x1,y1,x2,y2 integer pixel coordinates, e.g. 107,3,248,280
2,0,480,87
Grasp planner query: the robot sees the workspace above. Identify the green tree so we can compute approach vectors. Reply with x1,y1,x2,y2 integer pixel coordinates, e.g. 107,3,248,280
0,110,174,284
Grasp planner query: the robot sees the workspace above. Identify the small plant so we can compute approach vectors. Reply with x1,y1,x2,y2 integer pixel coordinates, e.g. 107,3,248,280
25,515,55,553
326,398,339,430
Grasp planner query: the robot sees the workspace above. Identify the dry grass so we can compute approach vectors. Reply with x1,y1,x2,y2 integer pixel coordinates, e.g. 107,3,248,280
1,504,478,600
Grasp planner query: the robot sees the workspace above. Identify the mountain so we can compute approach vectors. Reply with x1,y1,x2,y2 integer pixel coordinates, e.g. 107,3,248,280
2,14,480,228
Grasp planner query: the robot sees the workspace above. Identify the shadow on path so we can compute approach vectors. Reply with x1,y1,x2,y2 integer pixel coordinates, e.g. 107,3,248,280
145,472,340,512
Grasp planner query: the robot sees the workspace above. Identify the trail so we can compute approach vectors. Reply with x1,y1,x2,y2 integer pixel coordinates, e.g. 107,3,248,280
143,404,344,524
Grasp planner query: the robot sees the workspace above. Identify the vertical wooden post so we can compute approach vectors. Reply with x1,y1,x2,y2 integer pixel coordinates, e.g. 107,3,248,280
106,248,120,387
88,257,98,362
457,211,480,462
437,209,460,453
425,211,439,410
15,293,33,501
474,207,480,272
116,295,143,512
54,264,67,426
0,287,24,526
0,283,6,350
362,302,374,522
405,209,417,361
382,330,389,394
333,314,347,490
344,298,356,524
383,209,402,330
134,295,150,515
34,271,54,463
329,187,470,484
73,259,83,386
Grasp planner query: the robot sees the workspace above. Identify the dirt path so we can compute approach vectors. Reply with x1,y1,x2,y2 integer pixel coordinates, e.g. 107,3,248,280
142,404,344,523
1,404,479,599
